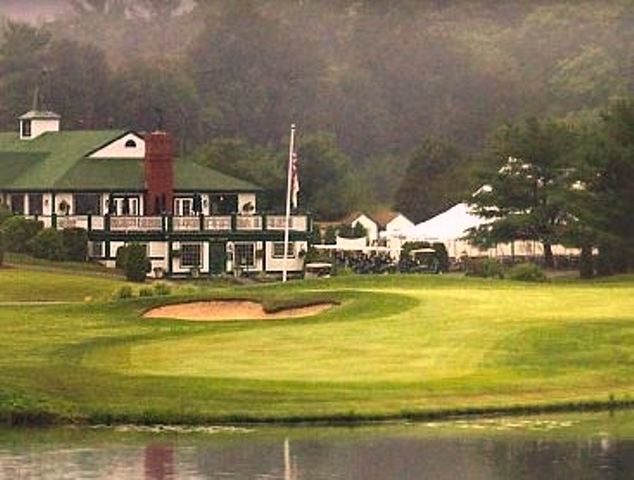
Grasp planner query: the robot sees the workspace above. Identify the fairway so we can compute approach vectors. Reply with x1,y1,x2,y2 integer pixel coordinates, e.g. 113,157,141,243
1,269,633,424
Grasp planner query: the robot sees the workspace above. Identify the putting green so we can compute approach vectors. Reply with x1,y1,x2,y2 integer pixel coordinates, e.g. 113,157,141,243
85,282,634,386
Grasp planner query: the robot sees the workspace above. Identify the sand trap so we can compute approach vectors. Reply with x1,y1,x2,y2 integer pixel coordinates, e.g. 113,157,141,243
143,300,334,322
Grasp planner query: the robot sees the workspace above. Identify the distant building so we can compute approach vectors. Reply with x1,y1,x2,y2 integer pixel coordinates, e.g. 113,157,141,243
343,211,414,245
0,109,310,277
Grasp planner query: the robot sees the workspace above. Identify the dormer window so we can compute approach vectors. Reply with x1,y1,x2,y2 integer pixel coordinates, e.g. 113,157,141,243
125,139,137,148
21,120,32,138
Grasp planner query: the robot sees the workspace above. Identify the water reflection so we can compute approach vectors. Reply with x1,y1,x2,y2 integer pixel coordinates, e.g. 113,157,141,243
145,444,174,480
0,415,633,479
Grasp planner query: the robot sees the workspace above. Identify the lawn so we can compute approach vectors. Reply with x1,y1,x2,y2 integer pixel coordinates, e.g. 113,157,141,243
0,268,633,424
0,266,127,302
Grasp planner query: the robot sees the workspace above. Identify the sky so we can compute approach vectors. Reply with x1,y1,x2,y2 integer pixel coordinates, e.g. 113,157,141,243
0,0,70,23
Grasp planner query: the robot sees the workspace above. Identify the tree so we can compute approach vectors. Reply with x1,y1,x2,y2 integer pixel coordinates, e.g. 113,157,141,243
110,62,201,153
571,98,634,273
117,244,151,282
189,137,284,208
468,118,576,268
296,133,362,220
0,217,43,254
62,228,88,262
395,138,468,223
0,21,51,128
188,1,325,147
44,39,113,130
69,0,128,18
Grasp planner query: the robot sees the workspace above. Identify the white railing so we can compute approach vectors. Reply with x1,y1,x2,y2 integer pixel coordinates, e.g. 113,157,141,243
205,216,232,231
236,215,263,230
20,213,309,233
110,216,163,232
173,216,200,231
91,216,105,230
57,215,90,230
266,215,308,231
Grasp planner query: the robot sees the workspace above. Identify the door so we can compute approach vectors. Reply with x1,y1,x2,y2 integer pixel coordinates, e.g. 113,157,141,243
209,241,226,274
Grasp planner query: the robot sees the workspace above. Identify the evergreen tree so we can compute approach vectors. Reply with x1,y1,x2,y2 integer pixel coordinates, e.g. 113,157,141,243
468,118,576,268
395,138,467,223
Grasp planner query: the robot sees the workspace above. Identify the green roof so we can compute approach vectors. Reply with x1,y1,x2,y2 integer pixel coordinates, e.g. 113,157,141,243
0,131,261,192
175,160,261,191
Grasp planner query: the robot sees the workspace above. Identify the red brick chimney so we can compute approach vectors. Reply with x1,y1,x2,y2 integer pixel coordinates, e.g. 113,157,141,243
144,131,174,215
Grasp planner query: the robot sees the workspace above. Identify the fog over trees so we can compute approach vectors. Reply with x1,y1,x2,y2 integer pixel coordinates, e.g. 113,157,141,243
0,0,632,219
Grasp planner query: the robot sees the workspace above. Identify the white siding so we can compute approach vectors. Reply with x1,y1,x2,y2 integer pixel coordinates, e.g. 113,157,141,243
238,193,257,214
351,214,379,243
265,241,307,272
385,214,414,234
21,119,60,140
89,133,145,158
54,193,74,215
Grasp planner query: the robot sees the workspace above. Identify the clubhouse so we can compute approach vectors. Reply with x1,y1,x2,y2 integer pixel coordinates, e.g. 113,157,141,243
0,109,310,277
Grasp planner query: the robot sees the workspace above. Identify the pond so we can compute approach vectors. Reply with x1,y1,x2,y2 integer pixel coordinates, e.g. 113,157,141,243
1,411,633,479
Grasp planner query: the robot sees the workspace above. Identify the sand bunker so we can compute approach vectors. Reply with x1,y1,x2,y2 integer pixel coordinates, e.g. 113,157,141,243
144,300,334,322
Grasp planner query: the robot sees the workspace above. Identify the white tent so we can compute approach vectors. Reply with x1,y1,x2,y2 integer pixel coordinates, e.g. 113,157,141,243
399,203,486,241
393,202,579,260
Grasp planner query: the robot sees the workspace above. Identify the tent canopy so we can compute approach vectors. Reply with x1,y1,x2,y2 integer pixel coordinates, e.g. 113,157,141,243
398,203,487,241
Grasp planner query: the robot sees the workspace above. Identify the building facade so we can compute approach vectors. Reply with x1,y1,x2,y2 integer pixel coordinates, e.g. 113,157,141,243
0,110,310,277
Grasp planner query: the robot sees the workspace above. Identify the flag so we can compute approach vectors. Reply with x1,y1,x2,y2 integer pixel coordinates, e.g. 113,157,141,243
290,150,300,209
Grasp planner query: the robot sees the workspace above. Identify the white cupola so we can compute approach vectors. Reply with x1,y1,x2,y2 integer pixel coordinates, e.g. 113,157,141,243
19,110,61,140
19,84,61,140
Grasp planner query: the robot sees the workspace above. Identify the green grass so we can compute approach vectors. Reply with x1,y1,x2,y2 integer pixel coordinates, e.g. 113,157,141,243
4,252,123,276
0,267,127,302
0,268,633,425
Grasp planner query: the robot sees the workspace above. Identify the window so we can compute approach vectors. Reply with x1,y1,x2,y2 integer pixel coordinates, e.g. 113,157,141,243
75,194,101,215
234,242,256,267
10,195,24,214
125,139,137,148
209,194,237,215
111,197,139,216
272,242,295,259
21,120,31,138
174,197,194,216
28,194,43,215
88,242,104,258
181,243,202,268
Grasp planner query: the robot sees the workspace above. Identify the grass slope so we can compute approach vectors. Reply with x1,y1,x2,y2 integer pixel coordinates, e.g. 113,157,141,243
0,267,126,302
0,270,633,424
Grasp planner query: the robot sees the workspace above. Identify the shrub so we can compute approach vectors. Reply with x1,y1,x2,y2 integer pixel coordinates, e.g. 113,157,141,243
432,242,449,273
337,223,368,239
62,228,88,262
323,226,337,245
465,258,505,278
1,217,43,253
153,283,171,296
121,243,151,282
580,245,594,279
0,205,12,226
310,225,322,245
138,287,155,297
0,229,4,267
507,262,548,282
27,228,65,261
115,286,134,300
115,245,130,270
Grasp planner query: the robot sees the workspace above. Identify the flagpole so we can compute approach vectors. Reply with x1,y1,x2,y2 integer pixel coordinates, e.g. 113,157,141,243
282,124,296,283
